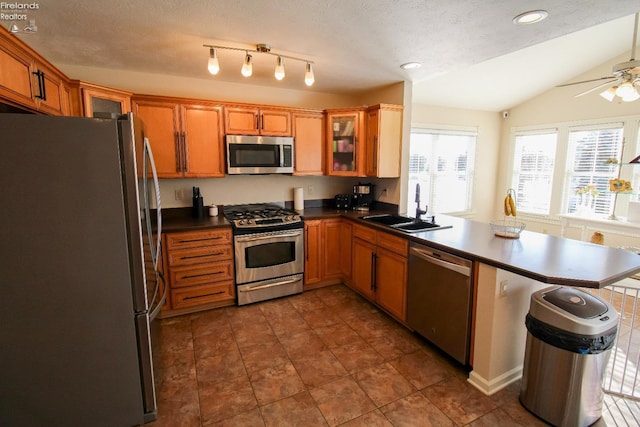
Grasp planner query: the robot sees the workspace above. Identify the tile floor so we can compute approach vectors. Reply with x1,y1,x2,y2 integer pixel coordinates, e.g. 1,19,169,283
150,284,639,426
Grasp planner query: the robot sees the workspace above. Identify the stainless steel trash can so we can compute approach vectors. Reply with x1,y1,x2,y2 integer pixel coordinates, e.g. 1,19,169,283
520,286,618,427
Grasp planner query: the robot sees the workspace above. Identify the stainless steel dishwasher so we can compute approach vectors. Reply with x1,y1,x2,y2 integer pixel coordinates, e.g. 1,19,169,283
407,242,473,365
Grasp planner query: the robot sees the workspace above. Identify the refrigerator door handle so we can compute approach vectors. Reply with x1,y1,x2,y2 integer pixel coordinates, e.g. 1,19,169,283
143,137,162,270
149,271,166,321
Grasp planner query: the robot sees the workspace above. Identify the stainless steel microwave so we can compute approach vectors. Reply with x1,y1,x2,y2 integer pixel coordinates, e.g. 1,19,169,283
226,135,294,174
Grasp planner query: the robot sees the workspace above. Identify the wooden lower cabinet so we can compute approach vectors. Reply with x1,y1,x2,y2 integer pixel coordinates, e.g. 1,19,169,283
304,218,351,289
162,228,235,315
350,224,408,321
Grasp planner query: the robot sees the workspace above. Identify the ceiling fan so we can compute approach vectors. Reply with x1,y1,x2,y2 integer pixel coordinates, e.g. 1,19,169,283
557,12,640,102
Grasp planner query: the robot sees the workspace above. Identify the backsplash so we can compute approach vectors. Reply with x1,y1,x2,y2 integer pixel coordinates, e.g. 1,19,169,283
157,175,400,209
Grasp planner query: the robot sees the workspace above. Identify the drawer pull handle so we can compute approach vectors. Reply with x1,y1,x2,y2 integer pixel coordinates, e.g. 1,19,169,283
180,252,225,260
182,271,225,279
184,290,226,300
177,236,223,243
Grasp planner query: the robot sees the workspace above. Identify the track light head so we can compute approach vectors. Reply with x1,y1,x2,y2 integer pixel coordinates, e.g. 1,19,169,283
207,48,220,75
241,53,253,77
275,56,285,80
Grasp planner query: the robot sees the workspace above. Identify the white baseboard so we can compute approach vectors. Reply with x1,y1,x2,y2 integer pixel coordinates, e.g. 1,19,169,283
467,366,522,396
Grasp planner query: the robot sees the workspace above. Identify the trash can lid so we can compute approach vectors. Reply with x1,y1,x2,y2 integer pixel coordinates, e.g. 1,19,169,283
542,287,608,318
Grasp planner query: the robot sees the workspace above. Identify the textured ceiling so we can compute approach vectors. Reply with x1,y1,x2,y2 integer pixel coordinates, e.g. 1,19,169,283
10,1,640,111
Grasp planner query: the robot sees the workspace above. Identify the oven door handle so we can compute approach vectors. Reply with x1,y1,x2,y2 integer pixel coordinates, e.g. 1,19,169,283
239,277,300,292
236,231,302,242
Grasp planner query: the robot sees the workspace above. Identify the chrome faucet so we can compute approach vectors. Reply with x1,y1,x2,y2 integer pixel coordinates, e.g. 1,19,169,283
415,183,427,220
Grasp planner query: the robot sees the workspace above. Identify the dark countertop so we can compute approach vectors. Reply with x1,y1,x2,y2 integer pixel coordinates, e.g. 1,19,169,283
162,205,640,288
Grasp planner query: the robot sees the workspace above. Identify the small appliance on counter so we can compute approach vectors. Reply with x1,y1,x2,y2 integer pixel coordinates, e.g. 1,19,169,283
352,182,375,211
335,194,352,209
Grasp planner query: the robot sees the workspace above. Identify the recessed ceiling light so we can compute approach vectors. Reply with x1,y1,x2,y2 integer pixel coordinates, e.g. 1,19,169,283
400,62,422,70
513,10,548,25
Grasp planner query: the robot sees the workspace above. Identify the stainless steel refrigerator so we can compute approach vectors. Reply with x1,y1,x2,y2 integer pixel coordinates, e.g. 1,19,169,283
0,113,165,426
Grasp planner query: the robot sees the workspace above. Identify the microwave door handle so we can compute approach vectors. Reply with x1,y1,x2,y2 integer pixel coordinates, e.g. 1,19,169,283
279,144,285,167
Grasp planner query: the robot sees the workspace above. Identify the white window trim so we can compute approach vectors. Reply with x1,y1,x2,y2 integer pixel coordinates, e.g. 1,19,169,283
508,114,640,221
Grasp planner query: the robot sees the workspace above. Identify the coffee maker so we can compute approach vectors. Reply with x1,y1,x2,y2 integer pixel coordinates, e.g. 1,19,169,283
352,183,375,211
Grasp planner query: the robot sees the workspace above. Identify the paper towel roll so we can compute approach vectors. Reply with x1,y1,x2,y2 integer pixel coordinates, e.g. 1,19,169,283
293,187,304,211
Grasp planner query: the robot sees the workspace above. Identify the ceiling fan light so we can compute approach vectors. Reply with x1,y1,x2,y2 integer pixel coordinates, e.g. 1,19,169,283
615,81,635,98
600,86,617,102
304,63,315,86
621,88,640,102
241,53,252,77
207,48,220,75
274,56,285,80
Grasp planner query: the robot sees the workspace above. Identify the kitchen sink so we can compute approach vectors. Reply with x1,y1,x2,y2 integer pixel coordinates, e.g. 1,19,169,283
393,221,452,233
360,214,452,233
360,214,414,226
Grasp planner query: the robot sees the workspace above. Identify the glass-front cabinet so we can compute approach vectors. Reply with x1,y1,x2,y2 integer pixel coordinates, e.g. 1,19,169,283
326,108,365,176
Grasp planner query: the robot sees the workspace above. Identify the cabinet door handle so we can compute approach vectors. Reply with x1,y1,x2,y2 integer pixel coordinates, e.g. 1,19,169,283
182,132,189,172
174,132,182,173
32,70,46,101
255,114,260,130
371,252,377,291
260,114,264,130
372,135,378,172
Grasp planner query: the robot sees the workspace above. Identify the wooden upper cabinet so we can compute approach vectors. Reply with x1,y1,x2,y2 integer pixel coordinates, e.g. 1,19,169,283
326,108,366,176
0,28,69,115
0,36,36,109
224,106,291,136
180,104,225,178
132,97,225,178
365,104,403,178
70,81,132,117
292,111,324,175
132,99,181,178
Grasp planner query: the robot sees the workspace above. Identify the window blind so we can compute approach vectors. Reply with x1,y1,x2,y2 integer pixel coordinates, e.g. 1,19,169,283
565,125,624,215
512,132,557,215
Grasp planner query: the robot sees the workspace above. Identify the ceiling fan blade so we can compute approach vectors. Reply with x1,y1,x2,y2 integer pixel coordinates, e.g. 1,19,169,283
574,79,618,97
556,76,617,88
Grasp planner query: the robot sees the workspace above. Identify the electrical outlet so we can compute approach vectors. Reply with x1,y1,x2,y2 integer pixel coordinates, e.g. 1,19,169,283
307,184,314,195
499,280,509,297
174,188,189,201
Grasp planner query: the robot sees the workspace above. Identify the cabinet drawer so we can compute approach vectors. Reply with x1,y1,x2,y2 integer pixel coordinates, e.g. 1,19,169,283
377,231,408,256
167,245,233,267
165,229,232,250
170,261,234,287
353,224,377,241
171,281,235,309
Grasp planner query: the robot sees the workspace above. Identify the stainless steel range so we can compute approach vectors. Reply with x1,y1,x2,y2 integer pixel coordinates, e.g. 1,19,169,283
224,203,304,305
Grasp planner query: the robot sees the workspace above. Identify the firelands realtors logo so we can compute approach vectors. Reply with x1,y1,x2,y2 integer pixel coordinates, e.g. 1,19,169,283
1,2,39,33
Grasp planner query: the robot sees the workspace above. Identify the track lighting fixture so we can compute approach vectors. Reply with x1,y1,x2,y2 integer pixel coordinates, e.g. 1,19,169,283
203,43,315,86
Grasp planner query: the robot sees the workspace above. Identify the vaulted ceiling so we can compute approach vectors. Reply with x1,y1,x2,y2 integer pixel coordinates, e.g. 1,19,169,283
11,1,640,111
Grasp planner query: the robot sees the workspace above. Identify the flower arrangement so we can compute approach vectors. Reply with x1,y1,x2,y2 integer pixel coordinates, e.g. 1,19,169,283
608,179,633,193
575,184,599,196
